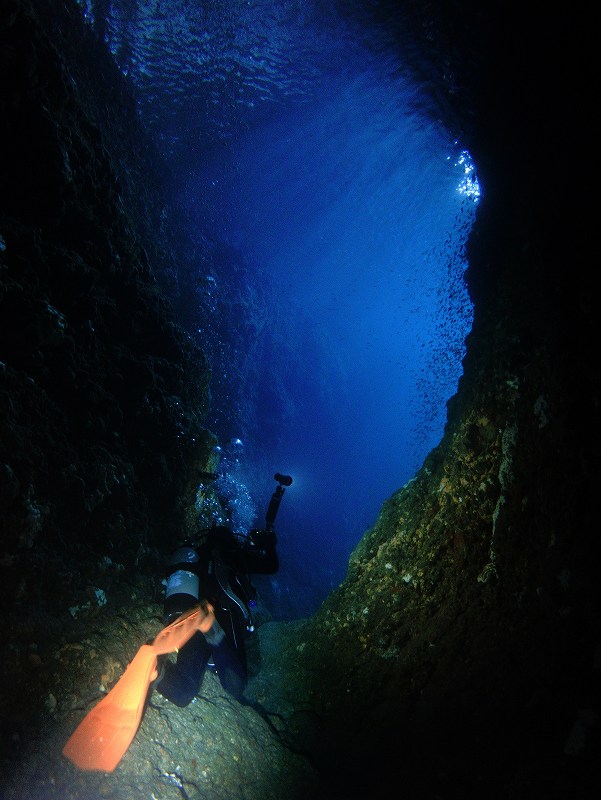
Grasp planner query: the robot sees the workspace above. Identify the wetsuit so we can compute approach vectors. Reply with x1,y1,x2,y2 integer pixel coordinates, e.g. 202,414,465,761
155,525,278,705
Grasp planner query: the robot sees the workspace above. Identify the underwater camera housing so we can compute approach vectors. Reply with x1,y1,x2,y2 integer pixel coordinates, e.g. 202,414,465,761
266,473,292,530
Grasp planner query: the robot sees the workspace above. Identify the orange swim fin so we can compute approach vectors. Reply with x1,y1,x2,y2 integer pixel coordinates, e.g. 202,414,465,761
62,603,215,772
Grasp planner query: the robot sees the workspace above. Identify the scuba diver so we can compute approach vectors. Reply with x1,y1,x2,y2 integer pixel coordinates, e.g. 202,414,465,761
152,472,292,705
63,471,292,773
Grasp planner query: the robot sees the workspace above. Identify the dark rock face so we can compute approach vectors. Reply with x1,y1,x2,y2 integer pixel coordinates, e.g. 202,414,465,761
1,0,214,756
270,5,598,798
0,1,597,799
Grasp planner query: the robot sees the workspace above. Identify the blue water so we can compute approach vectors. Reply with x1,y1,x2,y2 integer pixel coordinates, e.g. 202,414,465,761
81,0,478,617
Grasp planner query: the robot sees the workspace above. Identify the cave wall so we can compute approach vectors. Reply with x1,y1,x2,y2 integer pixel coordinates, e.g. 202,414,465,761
275,4,598,797
0,0,214,699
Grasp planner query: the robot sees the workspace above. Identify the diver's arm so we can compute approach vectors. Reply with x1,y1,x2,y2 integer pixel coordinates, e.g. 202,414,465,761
241,528,279,574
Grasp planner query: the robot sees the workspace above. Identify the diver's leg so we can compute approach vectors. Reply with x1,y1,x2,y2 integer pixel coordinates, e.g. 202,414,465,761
154,631,211,707
209,610,248,701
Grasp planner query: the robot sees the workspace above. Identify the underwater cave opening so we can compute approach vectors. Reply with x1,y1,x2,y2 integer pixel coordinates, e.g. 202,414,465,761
86,0,479,617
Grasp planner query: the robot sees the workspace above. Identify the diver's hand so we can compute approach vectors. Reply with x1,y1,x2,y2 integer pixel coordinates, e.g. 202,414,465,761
250,528,277,547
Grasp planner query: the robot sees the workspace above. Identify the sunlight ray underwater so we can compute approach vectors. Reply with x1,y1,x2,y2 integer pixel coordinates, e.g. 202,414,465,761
87,0,479,612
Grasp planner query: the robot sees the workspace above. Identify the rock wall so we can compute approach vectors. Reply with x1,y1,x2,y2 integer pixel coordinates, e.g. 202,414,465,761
0,0,214,754
264,4,599,797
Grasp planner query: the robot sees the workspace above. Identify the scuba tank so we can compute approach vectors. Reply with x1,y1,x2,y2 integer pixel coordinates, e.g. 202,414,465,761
163,546,200,624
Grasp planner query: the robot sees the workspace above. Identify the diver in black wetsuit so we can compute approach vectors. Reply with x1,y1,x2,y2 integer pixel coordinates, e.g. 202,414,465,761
154,474,290,705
